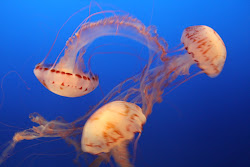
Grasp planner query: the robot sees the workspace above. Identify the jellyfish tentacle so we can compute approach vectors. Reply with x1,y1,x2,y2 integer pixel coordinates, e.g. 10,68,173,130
41,5,91,64
0,140,17,165
0,71,30,110
132,133,141,164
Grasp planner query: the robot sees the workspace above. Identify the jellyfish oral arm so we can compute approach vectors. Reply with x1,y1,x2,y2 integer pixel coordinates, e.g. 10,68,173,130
169,53,196,78
0,127,44,165
55,15,168,72
0,112,77,165
112,141,133,167
12,113,73,143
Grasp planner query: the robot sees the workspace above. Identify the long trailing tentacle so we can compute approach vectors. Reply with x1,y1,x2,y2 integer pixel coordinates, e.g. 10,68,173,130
0,140,17,165
0,71,30,110
42,5,91,64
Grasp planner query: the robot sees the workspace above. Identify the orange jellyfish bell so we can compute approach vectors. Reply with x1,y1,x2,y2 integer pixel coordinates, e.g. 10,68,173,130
82,101,146,167
34,63,99,97
181,25,227,77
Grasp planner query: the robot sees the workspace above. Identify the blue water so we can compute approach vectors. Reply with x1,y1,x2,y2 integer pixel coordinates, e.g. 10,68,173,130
0,0,249,166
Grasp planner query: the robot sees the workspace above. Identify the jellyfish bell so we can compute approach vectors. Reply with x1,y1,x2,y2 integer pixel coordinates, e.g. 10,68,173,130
180,25,227,77
168,25,226,80
82,101,146,167
33,62,99,97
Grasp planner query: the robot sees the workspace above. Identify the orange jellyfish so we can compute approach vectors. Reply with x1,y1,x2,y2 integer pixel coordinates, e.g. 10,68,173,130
34,12,167,97
168,25,226,80
82,101,146,167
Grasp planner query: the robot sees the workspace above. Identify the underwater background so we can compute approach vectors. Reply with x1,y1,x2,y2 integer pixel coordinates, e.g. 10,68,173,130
0,0,249,166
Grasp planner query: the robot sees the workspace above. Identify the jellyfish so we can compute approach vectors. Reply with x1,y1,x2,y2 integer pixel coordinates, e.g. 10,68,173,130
82,101,146,167
168,25,226,79
125,25,227,116
34,11,167,97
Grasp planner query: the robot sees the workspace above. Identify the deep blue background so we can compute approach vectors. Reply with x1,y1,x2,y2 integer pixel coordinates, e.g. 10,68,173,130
0,0,249,166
